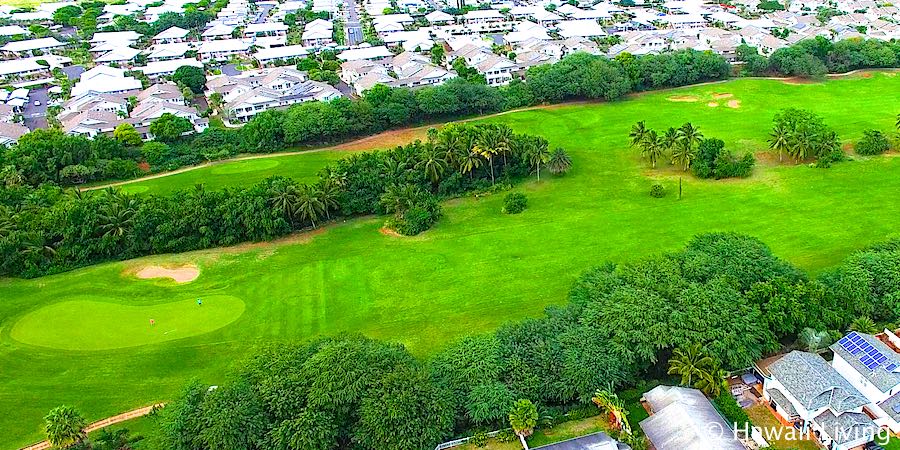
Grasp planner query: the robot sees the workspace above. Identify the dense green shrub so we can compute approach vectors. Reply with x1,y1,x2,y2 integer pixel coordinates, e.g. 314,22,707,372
650,183,666,198
713,393,753,430
691,139,755,179
502,192,527,214
855,130,891,155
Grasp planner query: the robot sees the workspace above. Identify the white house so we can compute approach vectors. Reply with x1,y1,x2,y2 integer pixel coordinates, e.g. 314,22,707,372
198,39,252,61
153,26,190,44
1,37,64,55
640,385,745,450
762,351,879,450
71,65,142,97
831,331,900,434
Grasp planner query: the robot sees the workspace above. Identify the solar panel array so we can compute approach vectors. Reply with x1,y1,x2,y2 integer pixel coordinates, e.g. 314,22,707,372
837,332,899,372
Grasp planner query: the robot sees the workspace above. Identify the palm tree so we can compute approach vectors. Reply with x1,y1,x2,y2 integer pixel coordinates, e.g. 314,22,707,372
458,149,482,179
662,127,679,152
269,182,300,225
694,365,728,397
379,184,421,215
640,130,663,168
296,184,325,228
416,147,448,186
769,123,790,162
677,122,703,151
318,180,341,220
93,428,138,450
526,139,550,181
474,144,499,185
98,193,137,240
44,405,87,448
667,343,714,388
628,121,648,148
849,316,878,334
592,389,631,434
509,399,538,450
670,142,695,171
797,327,831,353
547,148,572,175
494,124,514,168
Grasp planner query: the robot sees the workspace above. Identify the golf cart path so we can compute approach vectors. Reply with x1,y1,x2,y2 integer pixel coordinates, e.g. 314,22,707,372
80,69,896,193
21,403,165,450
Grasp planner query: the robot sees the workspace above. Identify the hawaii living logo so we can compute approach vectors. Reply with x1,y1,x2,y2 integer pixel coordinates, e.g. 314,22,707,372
702,421,895,446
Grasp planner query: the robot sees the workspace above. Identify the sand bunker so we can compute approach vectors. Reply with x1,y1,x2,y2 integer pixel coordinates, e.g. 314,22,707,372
668,95,699,102
379,227,402,237
727,100,741,108
135,265,199,283
712,93,733,99
707,102,719,107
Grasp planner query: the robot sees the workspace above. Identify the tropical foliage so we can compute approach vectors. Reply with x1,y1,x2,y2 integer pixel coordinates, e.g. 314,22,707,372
0,125,566,276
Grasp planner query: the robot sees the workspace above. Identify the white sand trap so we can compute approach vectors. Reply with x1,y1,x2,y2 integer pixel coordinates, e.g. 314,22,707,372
135,265,199,283
727,100,742,109
668,95,699,102
707,102,719,107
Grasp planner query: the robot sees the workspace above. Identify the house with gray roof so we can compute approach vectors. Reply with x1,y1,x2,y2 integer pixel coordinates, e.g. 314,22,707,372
762,350,878,450
639,385,745,450
532,431,630,450
831,330,900,434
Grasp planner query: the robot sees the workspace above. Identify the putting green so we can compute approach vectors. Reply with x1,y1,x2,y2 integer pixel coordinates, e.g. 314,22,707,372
210,159,281,175
10,295,245,351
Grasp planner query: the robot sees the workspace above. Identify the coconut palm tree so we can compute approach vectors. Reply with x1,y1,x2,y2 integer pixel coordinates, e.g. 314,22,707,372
269,182,300,225
628,121,648,148
318,179,341,220
458,149,482,179
640,130,663,168
662,127,679,151
508,399,538,449
44,405,87,448
769,122,790,162
667,343,715,388
474,144,499,185
296,184,325,228
525,139,550,181
416,147,448,185
547,148,572,175
671,142,696,171
677,122,703,151
849,316,878,334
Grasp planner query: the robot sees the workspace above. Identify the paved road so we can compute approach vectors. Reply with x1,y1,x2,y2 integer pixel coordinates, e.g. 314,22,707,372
345,0,363,45
254,3,274,23
220,64,242,76
22,87,49,131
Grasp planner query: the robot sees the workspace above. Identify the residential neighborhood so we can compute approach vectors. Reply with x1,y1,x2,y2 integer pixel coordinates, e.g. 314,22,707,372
0,0,895,141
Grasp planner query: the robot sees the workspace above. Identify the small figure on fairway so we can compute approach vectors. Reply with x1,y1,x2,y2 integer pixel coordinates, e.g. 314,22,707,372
197,298,202,306
149,318,155,326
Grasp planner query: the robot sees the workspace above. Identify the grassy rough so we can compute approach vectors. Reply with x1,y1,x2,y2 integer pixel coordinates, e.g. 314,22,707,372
1,74,899,448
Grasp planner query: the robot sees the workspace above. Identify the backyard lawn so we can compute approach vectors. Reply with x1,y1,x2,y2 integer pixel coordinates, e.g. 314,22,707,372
745,405,820,450
2,73,899,448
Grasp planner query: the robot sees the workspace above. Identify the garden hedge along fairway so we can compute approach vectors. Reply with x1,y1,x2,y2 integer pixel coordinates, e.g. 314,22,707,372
0,73,899,448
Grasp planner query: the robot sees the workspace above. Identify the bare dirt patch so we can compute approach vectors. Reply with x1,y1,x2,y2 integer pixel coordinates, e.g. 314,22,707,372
727,100,742,109
379,227,402,237
781,77,818,85
334,127,430,151
668,95,699,102
135,265,199,283
707,102,719,107
712,93,733,99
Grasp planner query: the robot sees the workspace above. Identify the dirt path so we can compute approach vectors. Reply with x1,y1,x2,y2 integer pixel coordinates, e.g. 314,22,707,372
80,68,898,193
21,403,165,450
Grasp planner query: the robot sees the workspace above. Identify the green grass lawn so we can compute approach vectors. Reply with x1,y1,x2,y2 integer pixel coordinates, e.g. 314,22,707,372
98,150,356,196
2,74,900,448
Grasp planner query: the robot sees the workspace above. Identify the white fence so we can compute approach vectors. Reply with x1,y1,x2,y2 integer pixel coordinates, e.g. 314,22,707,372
435,429,506,450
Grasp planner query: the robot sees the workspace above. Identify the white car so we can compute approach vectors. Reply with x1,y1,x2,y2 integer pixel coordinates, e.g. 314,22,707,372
33,100,41,106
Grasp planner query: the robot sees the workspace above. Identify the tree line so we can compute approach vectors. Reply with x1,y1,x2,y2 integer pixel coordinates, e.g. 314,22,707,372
0,48,728,189
737,37,900,78
630,121,755,179
115,232,900,450
0,124,567,277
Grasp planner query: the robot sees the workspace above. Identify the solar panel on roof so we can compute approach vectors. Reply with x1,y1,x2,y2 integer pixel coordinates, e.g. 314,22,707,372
894,404,900,414
887,364,898,371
